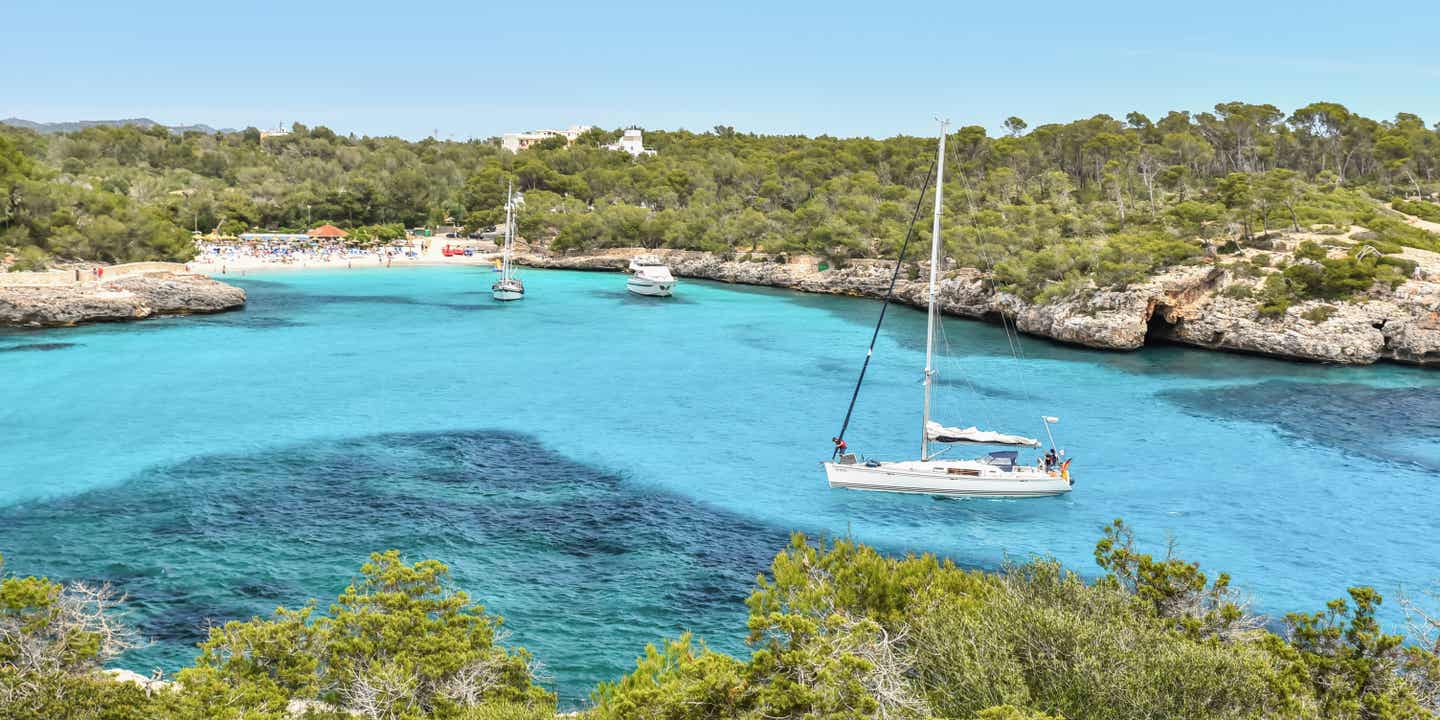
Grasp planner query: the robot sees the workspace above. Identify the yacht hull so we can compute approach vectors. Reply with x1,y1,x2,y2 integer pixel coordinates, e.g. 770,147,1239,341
492,281,524,301
626,278,674,296
823,461,1071,498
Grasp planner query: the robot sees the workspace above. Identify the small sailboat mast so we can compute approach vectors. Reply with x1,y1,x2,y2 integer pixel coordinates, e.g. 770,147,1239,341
921,120,948,462
502,182,514,281
491,182,525,301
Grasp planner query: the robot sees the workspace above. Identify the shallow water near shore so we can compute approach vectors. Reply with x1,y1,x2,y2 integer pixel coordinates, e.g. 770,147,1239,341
2,266,1439,705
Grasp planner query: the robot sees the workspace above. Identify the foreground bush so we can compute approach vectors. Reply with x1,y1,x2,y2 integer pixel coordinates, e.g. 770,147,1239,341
0,552,150,720
165,550,554,719
1,551,553,720
593,521,1440,720
6,524,1440,718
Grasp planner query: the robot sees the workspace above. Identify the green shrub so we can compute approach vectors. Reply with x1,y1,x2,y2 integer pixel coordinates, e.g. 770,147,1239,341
1393,198,1440,223
170,551,555,719
1355,209,1440,252
1282,258,1377,301
1222,284,1254,299
1379,255,1419,277
1302,305,1337,324
1257,274,1292,317
1226,260,1263,278
0,553,154,719
7,246,49,272
995,232,1201,302
1295,240,1329,262
1370,239,1404,254
1257,298,1291,318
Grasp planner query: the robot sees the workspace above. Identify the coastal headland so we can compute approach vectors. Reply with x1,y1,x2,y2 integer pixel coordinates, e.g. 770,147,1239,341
0,262,245,328
8,241,1434,366
516,236,1440,366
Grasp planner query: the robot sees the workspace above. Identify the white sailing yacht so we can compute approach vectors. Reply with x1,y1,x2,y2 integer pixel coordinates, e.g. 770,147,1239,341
822,120,1074,499
492,183,524,301
625,254,676,296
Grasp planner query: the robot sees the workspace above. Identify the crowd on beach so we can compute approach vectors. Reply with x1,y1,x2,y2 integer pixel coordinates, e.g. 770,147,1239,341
192,241,421,272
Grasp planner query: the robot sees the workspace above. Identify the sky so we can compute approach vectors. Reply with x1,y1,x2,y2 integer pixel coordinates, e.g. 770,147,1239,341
4,0,1439,140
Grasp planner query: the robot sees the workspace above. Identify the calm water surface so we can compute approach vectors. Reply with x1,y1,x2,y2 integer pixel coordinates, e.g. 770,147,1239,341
2,266,1438,704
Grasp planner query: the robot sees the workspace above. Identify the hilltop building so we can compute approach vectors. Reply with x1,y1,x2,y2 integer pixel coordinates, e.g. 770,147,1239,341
501,124,593,153
260,123,290,139
606,128,655,157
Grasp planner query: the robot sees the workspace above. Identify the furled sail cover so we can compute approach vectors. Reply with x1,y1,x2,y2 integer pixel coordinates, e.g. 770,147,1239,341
926,421,1040,447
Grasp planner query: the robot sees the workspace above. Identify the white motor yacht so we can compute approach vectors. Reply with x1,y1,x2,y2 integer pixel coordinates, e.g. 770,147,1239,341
626,254,676,296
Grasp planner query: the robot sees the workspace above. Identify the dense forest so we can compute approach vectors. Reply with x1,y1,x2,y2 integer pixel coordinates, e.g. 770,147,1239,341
5,521,1440,719
3,102,1439,310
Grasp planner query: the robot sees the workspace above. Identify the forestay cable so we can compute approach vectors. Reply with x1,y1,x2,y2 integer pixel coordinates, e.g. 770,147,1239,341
834,154,938,447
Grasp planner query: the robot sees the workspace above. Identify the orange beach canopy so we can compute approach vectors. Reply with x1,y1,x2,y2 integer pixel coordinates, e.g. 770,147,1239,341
307,224,348,240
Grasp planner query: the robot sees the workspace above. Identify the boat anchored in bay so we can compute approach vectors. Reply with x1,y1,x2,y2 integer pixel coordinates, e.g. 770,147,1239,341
492,183,524,301
822,119,1074,499
626,254,676,297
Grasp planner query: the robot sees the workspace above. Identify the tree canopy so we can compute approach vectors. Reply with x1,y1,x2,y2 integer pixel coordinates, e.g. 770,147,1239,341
3,104,1438,313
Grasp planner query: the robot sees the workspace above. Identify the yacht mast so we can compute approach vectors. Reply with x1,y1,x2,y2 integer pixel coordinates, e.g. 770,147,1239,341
503,182,514,281
922,120,948,461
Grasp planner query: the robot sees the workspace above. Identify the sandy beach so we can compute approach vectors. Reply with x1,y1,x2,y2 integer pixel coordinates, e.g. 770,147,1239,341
189,248,503,275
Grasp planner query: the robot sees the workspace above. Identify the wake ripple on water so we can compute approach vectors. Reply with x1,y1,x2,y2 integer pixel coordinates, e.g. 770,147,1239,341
0,430,789,704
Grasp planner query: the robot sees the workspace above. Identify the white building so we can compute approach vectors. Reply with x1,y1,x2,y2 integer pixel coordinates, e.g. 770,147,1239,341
501,124,593,153
606,128,655,156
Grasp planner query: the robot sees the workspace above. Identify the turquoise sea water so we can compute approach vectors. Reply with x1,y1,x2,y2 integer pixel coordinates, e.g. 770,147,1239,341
2,266,1439,705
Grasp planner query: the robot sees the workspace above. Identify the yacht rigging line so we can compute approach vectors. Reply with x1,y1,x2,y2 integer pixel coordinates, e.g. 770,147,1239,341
955,163,1038,410
833,154,938,449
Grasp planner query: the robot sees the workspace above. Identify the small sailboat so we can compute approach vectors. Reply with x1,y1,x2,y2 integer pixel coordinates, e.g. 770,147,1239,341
625,254,676,297
822,120,1074,499
492,184,524,301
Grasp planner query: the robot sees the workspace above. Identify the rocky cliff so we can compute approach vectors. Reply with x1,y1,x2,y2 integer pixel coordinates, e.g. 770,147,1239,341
516,249,1440,366
0,272,246,328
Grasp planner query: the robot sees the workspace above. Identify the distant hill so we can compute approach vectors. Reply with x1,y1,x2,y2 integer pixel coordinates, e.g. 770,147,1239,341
0,117,231,134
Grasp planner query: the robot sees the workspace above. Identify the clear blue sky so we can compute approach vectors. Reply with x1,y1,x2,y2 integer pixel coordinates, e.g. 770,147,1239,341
4,0,1438,140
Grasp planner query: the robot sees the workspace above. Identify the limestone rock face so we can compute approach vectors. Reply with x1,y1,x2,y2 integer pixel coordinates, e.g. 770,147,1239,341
0,272,246,328
1161,279,1440,365
516,249,1440,366
110,272,248,315
1161,297,1387,363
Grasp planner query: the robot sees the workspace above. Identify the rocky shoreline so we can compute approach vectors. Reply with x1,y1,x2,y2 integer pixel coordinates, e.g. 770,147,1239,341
516,248,1440,366
0,268,246,328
